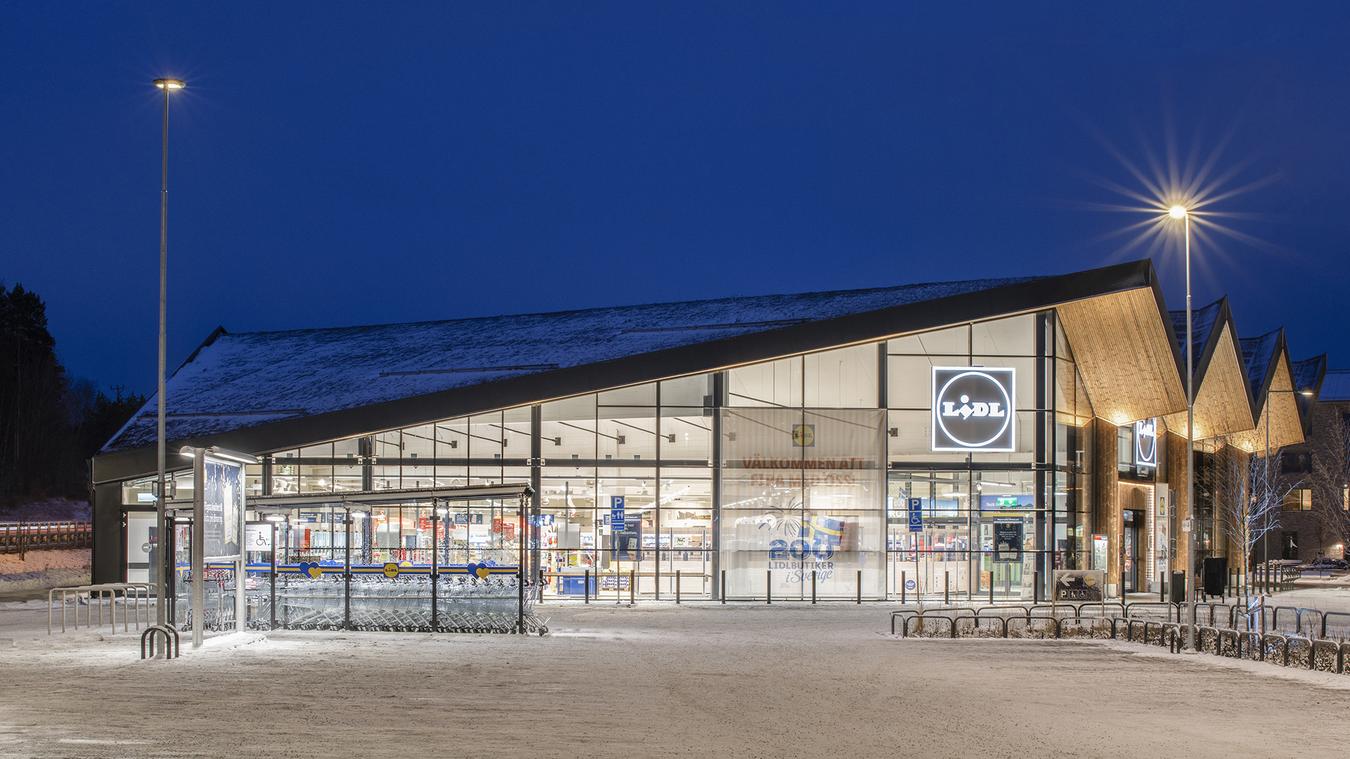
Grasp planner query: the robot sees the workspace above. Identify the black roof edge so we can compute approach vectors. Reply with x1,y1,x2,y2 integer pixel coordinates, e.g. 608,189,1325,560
1149,274,1188,399
177,326,228,374
1249,328,1290,423
92,259,1156,483
1293,354,1328,434
1176,297,1238,409
1200,298,1261,421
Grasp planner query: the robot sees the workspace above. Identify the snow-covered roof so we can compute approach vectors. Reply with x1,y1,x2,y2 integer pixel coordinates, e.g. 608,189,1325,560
1320,370,1350,402
1239,329,1283,402
1292,355,1327,394
102,274,1042,453
1168,298,1225,383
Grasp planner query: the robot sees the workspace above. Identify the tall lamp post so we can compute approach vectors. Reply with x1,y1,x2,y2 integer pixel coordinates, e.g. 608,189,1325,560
1167,204,1198,649
152,77,186,626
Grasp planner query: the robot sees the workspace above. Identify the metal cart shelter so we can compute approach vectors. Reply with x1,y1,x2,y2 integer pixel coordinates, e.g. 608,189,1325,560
170,483,541,638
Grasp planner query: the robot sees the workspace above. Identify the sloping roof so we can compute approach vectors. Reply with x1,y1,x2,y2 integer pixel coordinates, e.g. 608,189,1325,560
1168,298,1226,385
1291,354,1328,423
1239,329,1283,404
1292,355,1327,394
93,259,1171,483
103,274,1042,454
1320,370,1350,402
1159,298,1253,441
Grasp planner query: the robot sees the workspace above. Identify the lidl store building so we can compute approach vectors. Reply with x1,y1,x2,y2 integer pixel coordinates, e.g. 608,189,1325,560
89,259,1321,603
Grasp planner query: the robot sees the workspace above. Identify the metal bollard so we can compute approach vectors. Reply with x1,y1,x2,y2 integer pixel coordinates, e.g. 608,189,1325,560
901,571,907,604
856,569,862,604
811,570,817,604
629,570,635,606
944,572,950,605
1160,573,1166,603
675,569,681,604
721,569,726,604
989,576,994,605
766,570,772,605
1033,571,1040,604
584,569,590,604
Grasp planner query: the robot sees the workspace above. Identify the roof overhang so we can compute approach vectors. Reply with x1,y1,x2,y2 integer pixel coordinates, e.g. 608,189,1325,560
1160,312,1255,440
1230,340,1304,453
1054,281,1187,426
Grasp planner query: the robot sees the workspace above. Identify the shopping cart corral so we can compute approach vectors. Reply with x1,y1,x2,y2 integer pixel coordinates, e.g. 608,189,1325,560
258,565,547,634
242,483,544,635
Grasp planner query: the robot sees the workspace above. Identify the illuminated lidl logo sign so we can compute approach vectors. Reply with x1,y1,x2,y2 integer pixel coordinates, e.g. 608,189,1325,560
1135,418,1157,469
931,367,1016,452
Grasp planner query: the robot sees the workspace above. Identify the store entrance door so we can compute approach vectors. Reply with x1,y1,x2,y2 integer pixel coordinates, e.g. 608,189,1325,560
1122,509,1144,593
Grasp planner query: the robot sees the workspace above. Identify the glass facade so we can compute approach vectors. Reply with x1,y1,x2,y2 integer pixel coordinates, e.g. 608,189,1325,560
114,310,1097,601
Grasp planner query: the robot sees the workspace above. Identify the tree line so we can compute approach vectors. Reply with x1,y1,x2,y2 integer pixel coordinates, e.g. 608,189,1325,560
0,283,144,505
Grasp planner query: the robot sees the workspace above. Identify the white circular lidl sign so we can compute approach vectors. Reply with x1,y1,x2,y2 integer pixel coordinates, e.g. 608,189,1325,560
931,367,1016,452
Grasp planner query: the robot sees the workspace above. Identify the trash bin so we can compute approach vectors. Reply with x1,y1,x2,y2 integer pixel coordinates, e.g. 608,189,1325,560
1169,571,1185,603
1202,557,1228,598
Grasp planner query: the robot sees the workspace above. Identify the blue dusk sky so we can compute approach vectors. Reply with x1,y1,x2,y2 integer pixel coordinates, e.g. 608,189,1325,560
3,2,1348,393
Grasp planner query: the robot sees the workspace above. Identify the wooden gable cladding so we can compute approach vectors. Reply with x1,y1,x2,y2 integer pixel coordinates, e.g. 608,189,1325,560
1056,287,1186,426
1230,357,1305,453
1160,324,1255,441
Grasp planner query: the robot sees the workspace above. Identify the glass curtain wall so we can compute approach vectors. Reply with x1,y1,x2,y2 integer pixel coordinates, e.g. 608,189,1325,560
721,345,886,599
118,311,1096,601
886,312,1092,601
536,377,714,599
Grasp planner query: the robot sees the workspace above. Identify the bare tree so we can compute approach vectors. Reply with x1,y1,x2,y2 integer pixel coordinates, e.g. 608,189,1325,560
1307,404,1350,554
1211,439,1298,581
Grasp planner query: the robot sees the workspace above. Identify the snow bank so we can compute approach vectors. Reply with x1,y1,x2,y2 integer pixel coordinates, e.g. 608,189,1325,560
0,549,90,596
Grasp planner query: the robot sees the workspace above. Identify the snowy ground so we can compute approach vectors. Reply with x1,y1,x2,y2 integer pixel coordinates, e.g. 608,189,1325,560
0,601,1347,758
0,550,89,600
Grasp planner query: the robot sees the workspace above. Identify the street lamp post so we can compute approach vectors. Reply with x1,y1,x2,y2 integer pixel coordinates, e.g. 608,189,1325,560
1168,204,1198,649
152,78,185,627
1260,387,1313,593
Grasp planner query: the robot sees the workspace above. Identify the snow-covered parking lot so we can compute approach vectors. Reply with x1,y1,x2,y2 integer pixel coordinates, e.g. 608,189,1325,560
0,601,1346,758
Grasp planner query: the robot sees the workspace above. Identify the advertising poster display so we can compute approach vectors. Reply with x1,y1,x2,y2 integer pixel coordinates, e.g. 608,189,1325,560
720,406,885,597
203,455,244,558
993,518,1023,562
1091,534,1109,571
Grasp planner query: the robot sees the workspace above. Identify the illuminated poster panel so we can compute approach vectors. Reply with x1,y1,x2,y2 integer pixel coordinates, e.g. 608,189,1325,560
203,455,243,558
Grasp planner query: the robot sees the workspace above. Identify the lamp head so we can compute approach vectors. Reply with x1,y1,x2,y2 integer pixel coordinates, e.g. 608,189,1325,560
1168,205,1188,220
153,78,187,91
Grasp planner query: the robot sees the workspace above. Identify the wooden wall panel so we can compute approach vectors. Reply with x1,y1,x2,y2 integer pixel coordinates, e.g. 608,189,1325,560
1057,288,1187,426
1162,325,1256,441
1230,358,1305,453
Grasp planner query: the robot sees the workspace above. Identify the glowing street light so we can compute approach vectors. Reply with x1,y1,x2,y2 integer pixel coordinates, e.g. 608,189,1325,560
1167,201,1198,650
152,77,186,631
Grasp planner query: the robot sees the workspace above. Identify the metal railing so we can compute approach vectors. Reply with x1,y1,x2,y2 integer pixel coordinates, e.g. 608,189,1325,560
888,601,1350,674
47,583,154,633
0,521,92,556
